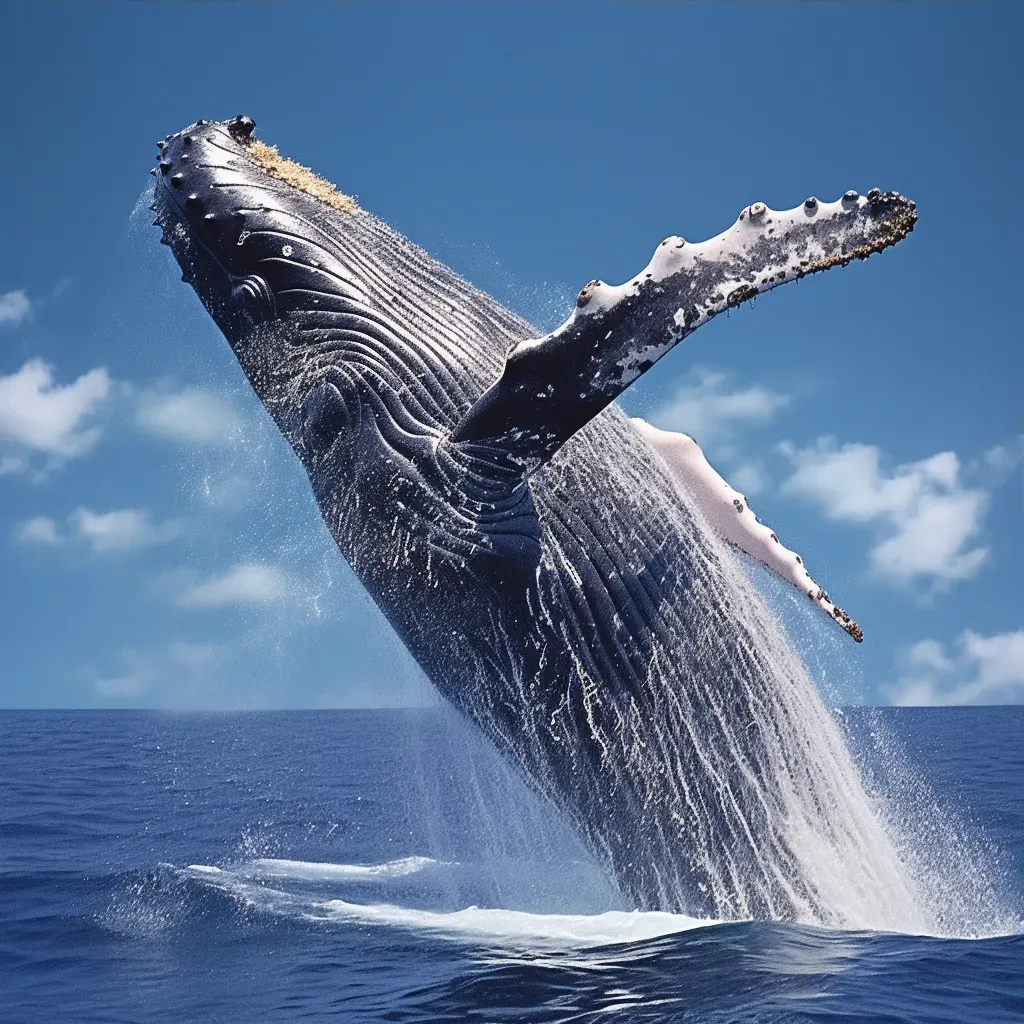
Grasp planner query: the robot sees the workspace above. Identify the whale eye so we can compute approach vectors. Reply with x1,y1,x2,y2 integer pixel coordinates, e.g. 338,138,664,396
804,197,817,210
229,274,277,327
749,202,767,219
843,190,859,203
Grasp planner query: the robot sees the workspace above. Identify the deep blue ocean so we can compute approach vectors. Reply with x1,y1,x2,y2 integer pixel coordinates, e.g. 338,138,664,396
2,707,1021,1023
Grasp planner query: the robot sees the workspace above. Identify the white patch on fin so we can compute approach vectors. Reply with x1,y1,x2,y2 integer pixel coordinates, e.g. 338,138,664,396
632,418,863,643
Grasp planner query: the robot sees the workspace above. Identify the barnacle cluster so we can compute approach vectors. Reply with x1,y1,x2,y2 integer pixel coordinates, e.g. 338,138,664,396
244,138,356,213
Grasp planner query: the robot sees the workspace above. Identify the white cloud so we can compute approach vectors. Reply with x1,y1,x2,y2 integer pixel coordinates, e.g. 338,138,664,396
94,642,226,700
888,629,1024,705
95,670,150,699
728,462,770,497
0,359,111,473
651,368,790,448
778,438,991,590
12,508,179,552
69,507,180,553
14,516,63,545
978,436,1024,478
136,388,244,445
13,516,62,548
0,290,31,328
177,563,289,608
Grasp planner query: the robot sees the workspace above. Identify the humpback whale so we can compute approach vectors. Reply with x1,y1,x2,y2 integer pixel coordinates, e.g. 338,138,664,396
150,116,920,925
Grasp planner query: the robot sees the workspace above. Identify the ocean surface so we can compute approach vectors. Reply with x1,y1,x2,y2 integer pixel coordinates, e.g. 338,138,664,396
1,707,1021,1023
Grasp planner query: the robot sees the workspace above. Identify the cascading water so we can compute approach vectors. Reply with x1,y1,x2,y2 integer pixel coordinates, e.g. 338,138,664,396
290,218,976,934
678,537,927,931
453,410,1007,936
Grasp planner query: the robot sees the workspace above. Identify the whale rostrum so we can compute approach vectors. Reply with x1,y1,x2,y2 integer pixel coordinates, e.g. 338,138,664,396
150,116,921,925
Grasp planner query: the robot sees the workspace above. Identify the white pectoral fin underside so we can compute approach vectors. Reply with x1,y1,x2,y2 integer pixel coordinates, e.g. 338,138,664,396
632,418,863,643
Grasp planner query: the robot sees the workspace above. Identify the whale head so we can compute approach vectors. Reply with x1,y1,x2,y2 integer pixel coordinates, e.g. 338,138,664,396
150,115,517,464
151,116,357,361
150,114,542,576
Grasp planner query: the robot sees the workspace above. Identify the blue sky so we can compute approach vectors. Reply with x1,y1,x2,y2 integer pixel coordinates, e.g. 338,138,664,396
0,3,1020,708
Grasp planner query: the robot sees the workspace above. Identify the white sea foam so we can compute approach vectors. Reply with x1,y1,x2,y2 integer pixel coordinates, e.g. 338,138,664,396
310,899,717,947
242,856,441,881
187,856,440,883
182,862,718,948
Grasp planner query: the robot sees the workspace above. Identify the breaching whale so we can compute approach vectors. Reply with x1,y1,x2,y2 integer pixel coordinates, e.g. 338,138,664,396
150,116,920,924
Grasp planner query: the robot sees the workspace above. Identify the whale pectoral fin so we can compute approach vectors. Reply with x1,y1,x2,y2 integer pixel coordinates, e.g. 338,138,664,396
451,191,915,471
633,418,863,643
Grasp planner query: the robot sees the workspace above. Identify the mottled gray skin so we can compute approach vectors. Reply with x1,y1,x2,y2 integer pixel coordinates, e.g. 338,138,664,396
152,117,916,919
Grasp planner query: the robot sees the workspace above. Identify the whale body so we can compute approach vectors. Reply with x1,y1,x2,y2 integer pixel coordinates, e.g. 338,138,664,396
150,116,921,924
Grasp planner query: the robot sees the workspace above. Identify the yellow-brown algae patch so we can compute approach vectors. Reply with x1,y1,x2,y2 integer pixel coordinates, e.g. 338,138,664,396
245,139,356,212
